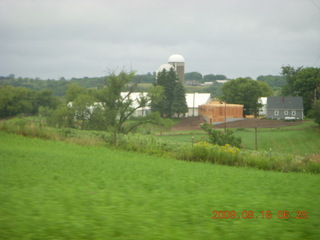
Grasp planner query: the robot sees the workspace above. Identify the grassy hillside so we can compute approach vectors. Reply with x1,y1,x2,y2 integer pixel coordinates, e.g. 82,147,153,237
0,132,319,239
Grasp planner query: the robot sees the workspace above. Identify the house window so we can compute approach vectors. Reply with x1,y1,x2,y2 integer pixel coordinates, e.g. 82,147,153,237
284,110,288,115
292,110,296,116
274,110,279,116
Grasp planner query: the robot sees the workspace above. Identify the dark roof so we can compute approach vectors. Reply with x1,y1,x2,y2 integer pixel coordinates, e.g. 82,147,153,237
267,96,303,109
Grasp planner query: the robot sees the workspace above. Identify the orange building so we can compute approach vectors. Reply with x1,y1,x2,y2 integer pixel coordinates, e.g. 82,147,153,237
199,100,243,124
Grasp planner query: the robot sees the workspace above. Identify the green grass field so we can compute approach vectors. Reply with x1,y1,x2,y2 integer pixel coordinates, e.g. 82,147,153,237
234,126,320,155
158,121,320,156
1,132,320,239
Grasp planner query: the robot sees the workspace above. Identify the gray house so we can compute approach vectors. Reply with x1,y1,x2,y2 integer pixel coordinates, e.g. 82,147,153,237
266,96,304,120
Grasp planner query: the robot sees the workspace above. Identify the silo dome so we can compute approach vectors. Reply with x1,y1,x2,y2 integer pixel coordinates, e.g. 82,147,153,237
168,54,185,63
157,63,174,73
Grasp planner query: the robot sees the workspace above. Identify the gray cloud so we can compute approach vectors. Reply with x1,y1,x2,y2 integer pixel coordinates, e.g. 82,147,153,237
0,0,319,79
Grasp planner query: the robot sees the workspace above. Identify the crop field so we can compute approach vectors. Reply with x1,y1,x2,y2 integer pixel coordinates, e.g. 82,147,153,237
1,131,320,239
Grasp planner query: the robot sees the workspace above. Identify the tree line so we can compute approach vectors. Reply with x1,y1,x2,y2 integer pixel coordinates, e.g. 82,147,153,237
219,66,320,123
0,86,59,118
1,65,319,127
0,72,285,94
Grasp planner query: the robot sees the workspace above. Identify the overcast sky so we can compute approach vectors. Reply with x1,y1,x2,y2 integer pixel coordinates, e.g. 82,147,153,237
1,0,320,80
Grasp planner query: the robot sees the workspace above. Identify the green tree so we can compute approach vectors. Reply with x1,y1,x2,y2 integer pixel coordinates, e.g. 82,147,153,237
185,72,203,81
94,71,150,145
3,86,33,117
151,70,166,116
314,100,320,126
281,66,320,114
293,68,320,114
0,86,55,118
153,68,176,117
222,78,273,116
65,83,88,103
171,82,188,117
149,85,165,116
153,68,187,118
257,75,286,89
32,89,59,114
163,68,177,117
281,65,303,96
206,81,223,98
72,94,95,129
46,105,75,128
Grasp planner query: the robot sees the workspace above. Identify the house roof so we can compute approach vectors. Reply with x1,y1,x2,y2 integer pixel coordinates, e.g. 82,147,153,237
185,93,211,108
267,96,303,110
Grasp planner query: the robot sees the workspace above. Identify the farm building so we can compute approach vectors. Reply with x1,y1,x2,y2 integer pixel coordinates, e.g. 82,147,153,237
67,92,151,118
68,92,211,118
185,93,211,117
120,92,151,117
199,100,244,124
266,96,304,120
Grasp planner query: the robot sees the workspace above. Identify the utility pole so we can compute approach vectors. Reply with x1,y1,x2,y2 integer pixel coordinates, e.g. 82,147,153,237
218,98,227,132
224,102,227,133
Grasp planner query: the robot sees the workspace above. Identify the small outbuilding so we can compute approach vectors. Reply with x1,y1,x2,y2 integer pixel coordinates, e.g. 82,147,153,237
266,96,304,120
199,100,244,124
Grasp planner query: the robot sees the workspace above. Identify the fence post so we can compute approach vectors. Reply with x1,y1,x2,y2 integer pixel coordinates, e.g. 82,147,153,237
269,148,272,160
255,127,258,150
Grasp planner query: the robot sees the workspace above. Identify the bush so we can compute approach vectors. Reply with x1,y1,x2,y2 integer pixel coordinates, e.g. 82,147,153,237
201,123,242,148
306,109,315,118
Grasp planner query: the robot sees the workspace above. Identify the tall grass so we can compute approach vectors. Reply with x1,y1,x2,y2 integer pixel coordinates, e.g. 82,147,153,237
0,117,106,146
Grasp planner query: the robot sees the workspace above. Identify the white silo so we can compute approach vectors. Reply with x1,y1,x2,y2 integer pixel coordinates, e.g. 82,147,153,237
168,54,185,85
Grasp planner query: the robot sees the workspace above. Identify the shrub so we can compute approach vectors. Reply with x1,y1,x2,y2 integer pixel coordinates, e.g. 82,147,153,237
201,123,242,148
